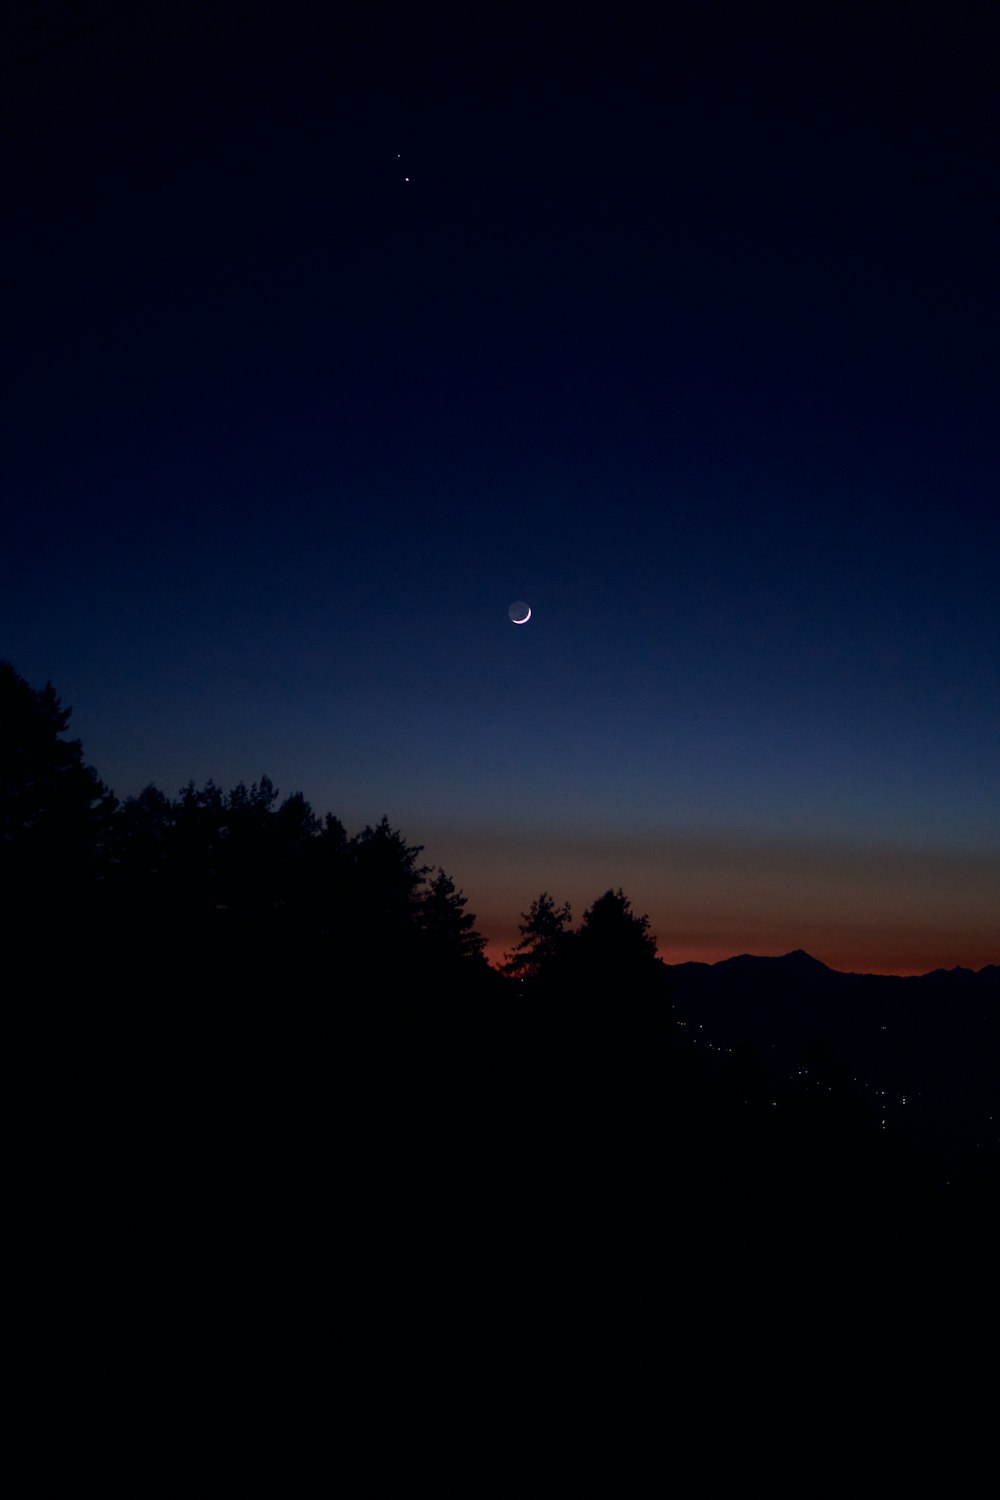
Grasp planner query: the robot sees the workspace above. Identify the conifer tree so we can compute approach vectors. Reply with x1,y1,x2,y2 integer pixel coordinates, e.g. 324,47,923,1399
419,867,487,965
502,892,573,982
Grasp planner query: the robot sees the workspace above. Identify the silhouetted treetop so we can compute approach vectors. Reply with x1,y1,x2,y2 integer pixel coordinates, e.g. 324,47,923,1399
0,660,114,906
275,792,322,845
419,867,488,966
348,816,428,926
502,892,573,981
577,888,657,968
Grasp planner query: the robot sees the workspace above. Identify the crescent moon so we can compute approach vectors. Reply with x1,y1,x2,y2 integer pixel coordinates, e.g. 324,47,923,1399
509,605,531,625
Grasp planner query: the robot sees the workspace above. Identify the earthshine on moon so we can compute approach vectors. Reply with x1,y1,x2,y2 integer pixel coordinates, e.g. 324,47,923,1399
508,601,531,624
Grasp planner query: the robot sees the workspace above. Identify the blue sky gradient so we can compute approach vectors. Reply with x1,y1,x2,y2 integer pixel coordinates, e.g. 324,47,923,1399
3,5,997,972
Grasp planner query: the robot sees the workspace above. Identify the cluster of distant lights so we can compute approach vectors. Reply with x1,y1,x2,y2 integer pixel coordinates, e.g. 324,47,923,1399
679,1011,917,1122
672,1003,1000,1164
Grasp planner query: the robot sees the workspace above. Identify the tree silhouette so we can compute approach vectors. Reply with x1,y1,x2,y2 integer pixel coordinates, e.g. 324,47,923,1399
419,867,487,968
271,791,322,912
576,888,657,972
565,888,663,1023
301,811,350,935
0,660,115,921
170,779,226,915
216,776,280,915
105,783,175,915
343,816,429,981
502,892,573,982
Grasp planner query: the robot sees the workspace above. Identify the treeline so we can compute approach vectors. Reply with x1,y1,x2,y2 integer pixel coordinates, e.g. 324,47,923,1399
2,660,666,1002
1,661,500,997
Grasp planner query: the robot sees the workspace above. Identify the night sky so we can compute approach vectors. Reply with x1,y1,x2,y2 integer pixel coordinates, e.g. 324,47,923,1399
3,3,998,973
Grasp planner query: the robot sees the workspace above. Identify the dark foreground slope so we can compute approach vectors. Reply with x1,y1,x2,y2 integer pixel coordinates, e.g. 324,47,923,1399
7,936,996,1476
12,940,996,1252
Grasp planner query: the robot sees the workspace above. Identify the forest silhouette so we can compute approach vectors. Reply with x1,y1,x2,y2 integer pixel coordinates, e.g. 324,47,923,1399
3,659,996,1250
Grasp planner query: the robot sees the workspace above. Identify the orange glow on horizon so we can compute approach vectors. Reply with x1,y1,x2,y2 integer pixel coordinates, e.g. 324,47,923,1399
480,933,995,979
437,823,999,982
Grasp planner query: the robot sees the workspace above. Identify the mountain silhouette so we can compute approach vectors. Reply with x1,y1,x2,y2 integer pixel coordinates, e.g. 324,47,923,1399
663,948,998,1197
714,948,834,975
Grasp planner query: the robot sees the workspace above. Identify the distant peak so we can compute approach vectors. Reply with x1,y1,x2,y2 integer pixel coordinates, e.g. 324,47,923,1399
716,949,832,972
783,949,830,970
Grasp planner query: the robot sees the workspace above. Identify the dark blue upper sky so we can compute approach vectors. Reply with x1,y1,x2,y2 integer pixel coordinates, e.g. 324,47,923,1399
3,3,998,969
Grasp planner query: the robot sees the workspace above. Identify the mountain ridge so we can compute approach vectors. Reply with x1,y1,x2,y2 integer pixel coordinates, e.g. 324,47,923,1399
663,950,998,982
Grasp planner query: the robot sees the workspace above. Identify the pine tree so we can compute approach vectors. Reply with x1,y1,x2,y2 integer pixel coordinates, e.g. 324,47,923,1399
419,867,487,966
0,660,115,916
502,892,573,982
577,889,657,969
